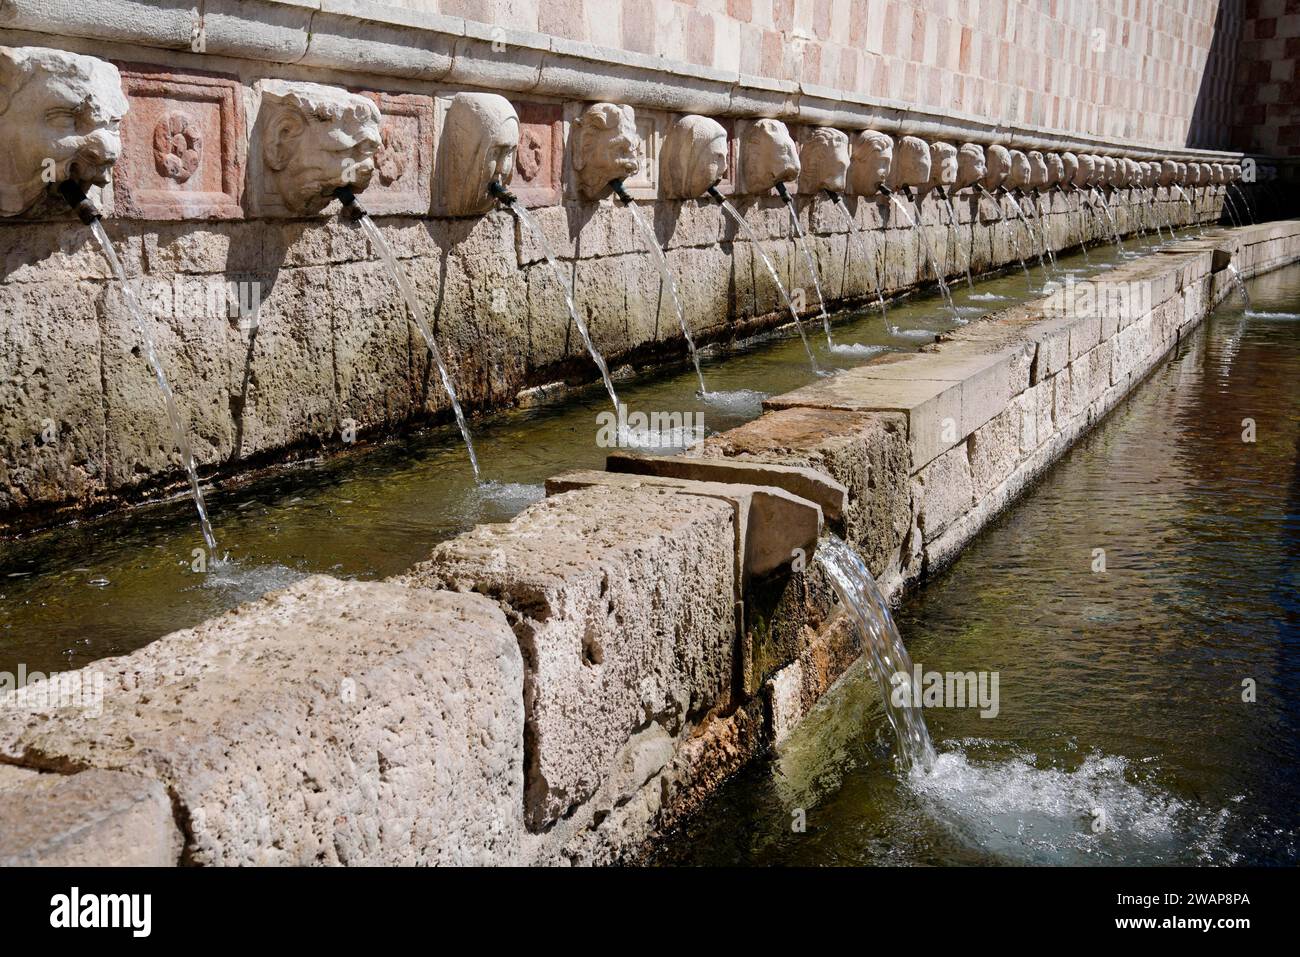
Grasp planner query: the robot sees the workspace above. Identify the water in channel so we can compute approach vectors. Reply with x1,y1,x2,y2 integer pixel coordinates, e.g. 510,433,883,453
654,262,1300,866
0,235,1169,681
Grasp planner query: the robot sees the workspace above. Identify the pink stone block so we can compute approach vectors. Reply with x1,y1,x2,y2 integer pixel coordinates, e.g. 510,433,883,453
353,91,434,217
514,102,563,208
113,65,246,221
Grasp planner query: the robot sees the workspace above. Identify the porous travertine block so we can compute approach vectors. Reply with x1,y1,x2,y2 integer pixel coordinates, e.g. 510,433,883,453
409,485,737,830
0,577,523,866
0,769,181,867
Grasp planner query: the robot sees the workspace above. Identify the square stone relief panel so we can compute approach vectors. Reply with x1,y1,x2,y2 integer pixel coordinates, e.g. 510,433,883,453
513,101,563,207
353,91,434,217
112,65,246,221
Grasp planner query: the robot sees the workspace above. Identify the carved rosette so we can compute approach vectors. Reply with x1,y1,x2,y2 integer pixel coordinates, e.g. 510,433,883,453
152,110,202,184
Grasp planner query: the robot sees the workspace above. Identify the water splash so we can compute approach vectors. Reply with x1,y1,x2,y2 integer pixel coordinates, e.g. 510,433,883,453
354,213,481,479
507,202,621,411
815,533,935,772
1221,188,1243,229
713,194,819,372
890,192,959,322
779,190,833,347
88,220,219,554
623,201,708,395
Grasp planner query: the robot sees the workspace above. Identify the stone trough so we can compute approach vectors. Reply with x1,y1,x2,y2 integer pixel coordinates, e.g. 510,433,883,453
4,219,1299,866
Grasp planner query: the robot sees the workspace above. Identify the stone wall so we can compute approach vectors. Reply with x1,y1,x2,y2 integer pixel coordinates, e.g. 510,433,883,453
0,2,1244,527
389,0,1224,149
4,219,1298,866
0,177,1227,528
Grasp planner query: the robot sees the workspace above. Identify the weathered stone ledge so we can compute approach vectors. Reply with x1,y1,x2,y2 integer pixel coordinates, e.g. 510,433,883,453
3,220,1296,866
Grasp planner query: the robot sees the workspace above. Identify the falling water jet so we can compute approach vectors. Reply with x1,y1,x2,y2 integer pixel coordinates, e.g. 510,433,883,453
493,180,622,411
611,179,708,396
1221,188,1242,229
977,184,1032,280
62,180,219,555
335,186,482,479
1173,184,1203,237
1226,263,1252,309
935,186,974,291
816,533,935,772
1032,187,1059,272
775,182,833,348
824,188,894,334
1008,188,1050,276
706,185,820,372
1090,187,1126,253
892,186,959,322
1230,183,1255,224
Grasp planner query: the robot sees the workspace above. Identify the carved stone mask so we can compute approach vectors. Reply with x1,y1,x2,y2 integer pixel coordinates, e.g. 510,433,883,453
1045,153,1064,187
259,81,381,215
1071,153,1092,188
1005,150,1031,190
1027,150,1048,189
1062,152,1080,187
848,130,893,196
1102,157,1119,186
0,46,129,216
925,141,957,192
955,143,986,190
1158,160,1177,187
886,135,931,191
797,127,849,194
738,118,799,194
435,92,519,217
659,114,728,199
982,144,1010,191
572,102,640,201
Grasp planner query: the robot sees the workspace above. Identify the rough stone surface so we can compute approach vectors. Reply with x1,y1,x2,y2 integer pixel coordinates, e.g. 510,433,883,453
0,768,182,867
0,577,524,866
409,485,737,831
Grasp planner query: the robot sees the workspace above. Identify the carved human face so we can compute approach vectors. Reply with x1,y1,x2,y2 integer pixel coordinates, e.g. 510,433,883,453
926,142,957,190
658,114,728,199
1006,150,1031,190
955,144,986,190
261,83,382,215
849,131,893,196
0,47,129,216
887,135,931,191
573,102,640,200
1159,160,1177,187
1045,153,1064,187
1027,151,1047,189
798,127,849,193
982,145,1010,191
1071,153,1092,188
740,119,799,194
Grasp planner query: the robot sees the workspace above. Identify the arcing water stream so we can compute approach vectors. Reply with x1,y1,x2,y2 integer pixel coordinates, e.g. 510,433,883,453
88,220,220,556
353,212,481,479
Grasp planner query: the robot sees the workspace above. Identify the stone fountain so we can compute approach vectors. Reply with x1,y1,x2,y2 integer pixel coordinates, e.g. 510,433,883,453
0,46,128,218
659,114,728,199
847,130,894,197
